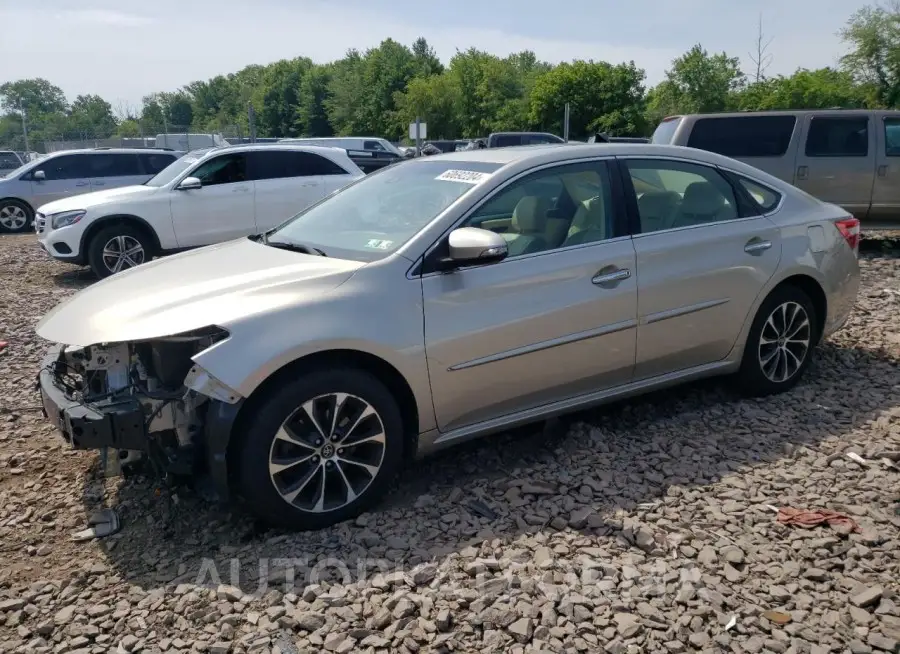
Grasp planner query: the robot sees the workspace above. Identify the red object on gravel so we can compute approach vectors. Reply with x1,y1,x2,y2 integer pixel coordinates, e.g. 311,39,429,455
776,507,860,532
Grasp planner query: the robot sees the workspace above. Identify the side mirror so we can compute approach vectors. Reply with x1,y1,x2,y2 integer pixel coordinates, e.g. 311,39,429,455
33,170,45,181
177,176,202,191
444,227,508,268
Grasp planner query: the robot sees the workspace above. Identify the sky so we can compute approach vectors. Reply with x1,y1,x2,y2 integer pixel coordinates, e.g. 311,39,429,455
0,0,873,111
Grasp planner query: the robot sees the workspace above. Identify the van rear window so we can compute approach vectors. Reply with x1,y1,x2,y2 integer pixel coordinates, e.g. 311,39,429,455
650,117,682,144
687,115,796,157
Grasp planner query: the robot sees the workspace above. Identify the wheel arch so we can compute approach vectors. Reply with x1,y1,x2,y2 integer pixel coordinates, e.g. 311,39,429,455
222,348,421,494
0,196,35,213
80,214,161,257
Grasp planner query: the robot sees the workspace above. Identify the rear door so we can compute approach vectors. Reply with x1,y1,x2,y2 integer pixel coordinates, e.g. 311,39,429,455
620,157,782,380
869,112,900,227
685,114,800,183
246,150,333,232
170,152,255,247
87,153,145,191
794,113,876,220
29,154,93,206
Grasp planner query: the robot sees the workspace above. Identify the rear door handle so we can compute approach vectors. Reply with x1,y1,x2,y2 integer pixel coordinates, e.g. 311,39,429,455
232,186,250,193
592,268,630,286
75,182,90,187
744,239,772,254
878,164,888,177
93,181,105,186
796,165,809,180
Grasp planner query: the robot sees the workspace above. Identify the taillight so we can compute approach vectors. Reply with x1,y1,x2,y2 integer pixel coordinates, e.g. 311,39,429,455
834,216,860,254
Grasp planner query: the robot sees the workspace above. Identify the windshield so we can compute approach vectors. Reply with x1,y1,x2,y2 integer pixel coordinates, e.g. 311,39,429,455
144,148,213,187
2,160,33,179
267,159,502,261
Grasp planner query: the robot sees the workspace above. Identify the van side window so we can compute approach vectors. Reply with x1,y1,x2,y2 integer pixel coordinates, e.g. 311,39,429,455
687,116,796,157
805,117,868,157
885,118,900,156
363,140,388,152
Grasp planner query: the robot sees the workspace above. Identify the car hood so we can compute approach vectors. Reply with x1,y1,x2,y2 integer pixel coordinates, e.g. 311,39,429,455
36,238,365,346
38,185,159,214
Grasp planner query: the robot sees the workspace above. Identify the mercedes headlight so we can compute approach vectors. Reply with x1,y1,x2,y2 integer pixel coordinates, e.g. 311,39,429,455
50,210,86,229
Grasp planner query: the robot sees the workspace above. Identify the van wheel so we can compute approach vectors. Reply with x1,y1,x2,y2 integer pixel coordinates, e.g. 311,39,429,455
736,285,817,397
236,368,404,530
88,224,153,279
0,199,33,233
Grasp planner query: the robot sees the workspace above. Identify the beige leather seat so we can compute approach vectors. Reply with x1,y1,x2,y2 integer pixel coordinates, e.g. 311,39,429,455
562,195,608,246
502,196,552,256
637,190,680,233
672,182,736,228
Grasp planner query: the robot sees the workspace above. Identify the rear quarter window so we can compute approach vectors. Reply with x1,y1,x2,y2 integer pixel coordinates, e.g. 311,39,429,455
736,177,782,212
687,115,797,157
650,117,682,144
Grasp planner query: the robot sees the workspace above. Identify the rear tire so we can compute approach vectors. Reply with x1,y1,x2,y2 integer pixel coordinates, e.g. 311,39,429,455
736,284,818,397
0,199,33,233
87,224,154,279
236,368,405,530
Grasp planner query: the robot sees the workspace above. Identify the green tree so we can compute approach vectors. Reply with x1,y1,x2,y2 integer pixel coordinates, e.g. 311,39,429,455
412,37,444,76
530,60,646,138
0,78,67,116
140,94,166,134
252,58,313,137
647,44,745,121
392,73,462,138
840,2,900,107
68,94,117,138
296,65,334,136
736,68,871,110
159,91,194,129
325,49,367,135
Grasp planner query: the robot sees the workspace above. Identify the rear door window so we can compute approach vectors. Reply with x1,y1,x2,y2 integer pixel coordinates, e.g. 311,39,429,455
139,153,177,174
650,117,682,144
805,117,869,157
250,151,348,179
87,153,142,177
885,118,900,156
687,116,797,157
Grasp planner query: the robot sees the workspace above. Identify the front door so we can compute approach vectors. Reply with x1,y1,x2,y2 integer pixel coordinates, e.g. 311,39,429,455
620,157,782,380
422,159,638,433
794,113,876,220
170,153,255,247
30,154,93,206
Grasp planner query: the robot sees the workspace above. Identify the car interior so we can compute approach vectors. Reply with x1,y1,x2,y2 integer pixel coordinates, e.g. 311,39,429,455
465,169,613,255
630,167,738,233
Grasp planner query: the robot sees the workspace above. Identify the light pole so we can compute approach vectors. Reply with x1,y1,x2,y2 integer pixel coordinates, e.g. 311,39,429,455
19,103,30,154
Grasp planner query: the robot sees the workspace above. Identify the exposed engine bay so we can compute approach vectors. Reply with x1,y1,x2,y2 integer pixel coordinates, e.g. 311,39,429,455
40,327,233,478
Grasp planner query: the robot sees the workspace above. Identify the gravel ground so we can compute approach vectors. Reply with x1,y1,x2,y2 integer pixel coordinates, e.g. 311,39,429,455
1,232,899,654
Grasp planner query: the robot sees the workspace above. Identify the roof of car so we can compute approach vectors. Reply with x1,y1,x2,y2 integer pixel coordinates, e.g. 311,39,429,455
45,148,179,156
200,143,353,155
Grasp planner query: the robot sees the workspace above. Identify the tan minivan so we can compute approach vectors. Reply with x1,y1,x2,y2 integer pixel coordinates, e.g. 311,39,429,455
651,109,900,229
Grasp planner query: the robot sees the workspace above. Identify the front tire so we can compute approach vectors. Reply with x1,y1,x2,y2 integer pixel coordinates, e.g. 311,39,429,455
236,368,405,530
736,285,817,396
87,224,153,279
0,199,33,233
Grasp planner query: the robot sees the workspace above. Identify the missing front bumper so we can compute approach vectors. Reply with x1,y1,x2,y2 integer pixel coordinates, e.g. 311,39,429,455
38,348,149,451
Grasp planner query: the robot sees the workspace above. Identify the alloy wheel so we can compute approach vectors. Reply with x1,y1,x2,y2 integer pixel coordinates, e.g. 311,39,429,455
268,393,387,513
758,301,811,383
0,204,27,230
102,235,145,273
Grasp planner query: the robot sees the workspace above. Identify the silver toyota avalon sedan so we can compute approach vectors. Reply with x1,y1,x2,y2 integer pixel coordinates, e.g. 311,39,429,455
35,143,861,529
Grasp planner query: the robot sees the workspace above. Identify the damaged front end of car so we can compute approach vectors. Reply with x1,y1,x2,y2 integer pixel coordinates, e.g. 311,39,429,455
37,326,243,493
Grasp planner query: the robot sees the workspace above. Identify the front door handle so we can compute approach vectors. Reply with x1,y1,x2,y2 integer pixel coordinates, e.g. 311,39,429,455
93,181,105,186
592,267,631,286
796,165,809,180
744,239,772,254
75,182,90,187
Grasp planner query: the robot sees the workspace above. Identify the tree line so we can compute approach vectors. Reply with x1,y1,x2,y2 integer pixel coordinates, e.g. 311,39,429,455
2,3,900,151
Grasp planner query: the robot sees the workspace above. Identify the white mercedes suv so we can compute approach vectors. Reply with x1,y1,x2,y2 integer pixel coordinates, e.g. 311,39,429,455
35,144,364,278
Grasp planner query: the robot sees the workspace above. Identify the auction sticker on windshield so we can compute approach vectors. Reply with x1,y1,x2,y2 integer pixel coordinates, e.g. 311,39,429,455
435,169,492,184
365,239,394,250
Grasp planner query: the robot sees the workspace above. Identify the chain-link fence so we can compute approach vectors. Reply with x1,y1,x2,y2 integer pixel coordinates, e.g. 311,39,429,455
1,120,252,157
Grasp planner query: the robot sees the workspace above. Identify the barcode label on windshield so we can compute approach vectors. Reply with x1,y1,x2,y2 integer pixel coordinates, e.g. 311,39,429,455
435,169,491,184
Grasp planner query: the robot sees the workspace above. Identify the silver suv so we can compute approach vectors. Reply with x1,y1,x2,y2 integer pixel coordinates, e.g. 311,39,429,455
0,148,182,233
36,143,860,530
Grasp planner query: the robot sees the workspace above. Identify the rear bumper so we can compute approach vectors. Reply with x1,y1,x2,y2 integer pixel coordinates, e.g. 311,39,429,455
38,347,148,451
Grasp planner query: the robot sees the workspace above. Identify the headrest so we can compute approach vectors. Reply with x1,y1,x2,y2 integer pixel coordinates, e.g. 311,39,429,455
512,196,551,233
680,182,725,216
